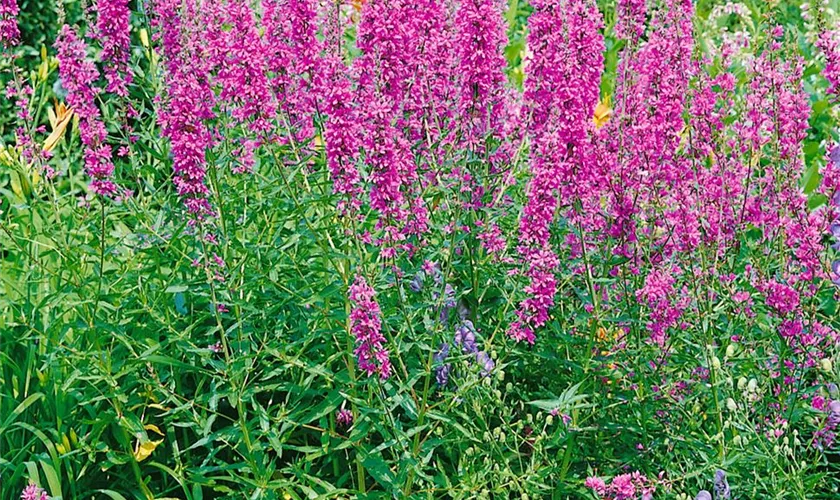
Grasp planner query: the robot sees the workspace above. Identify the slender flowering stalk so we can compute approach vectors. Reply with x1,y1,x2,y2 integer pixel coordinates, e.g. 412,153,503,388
153,0,216,215
454,0,509,150
0,0,19,48
203,0,273,172
355,0,427,244
94,0,133,96
262,0,322,142
510,0,604,344
402,0,455,145
55,25,119,196
321,54,363,211
348,275,392,379
816,27,840,96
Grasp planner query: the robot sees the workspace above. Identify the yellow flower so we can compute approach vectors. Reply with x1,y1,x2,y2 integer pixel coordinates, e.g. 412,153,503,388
43,101,74,152
593,95,611,129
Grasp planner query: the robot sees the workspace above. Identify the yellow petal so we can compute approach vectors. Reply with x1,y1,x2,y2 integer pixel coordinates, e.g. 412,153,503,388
43,109,74,152
144,424,165,437
134,439,163,462
593,95,612,129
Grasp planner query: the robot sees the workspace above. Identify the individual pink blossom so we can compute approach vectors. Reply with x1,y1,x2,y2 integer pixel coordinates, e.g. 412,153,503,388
20,483,48,500
348,275,392,379
587,471,655,500
336,407,353,427
55,25,119,196
477,222,506,255
94,0,133,96
585,476,607,495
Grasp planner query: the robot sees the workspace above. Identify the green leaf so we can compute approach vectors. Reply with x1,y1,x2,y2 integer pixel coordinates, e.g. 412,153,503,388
362,453,395,490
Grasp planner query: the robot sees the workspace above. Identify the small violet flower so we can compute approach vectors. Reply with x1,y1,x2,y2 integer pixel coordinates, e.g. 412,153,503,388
714,469,730,499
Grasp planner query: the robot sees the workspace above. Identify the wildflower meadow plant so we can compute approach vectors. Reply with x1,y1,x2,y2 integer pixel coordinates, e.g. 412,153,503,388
1,0,840,498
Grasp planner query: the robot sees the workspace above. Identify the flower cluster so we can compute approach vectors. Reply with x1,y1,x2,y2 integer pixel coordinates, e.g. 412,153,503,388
54,25,119,196
153,0,216,215
348,275,391,379
585,471,655,500
0,0,19,48
454,0,510,149
94,0,132,96
20,483,48,500
510,0,604,344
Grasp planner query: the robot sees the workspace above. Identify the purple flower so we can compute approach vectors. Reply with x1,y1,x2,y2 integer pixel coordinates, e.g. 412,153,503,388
348,275,392,379
94,0,132,96
828,220,840,250
475,351,495,376
694,492,712,500
55,25,120,196
442,284,456,309
714,469,730,499
832,260,840,286
433,342,450,363
409,270,425,293
1,0,20,48
831,144,840,168
433,344,452,386
435,364,452,386
20,483,48,500
435,283,457,321
336,407,353,427
454,321,478,354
